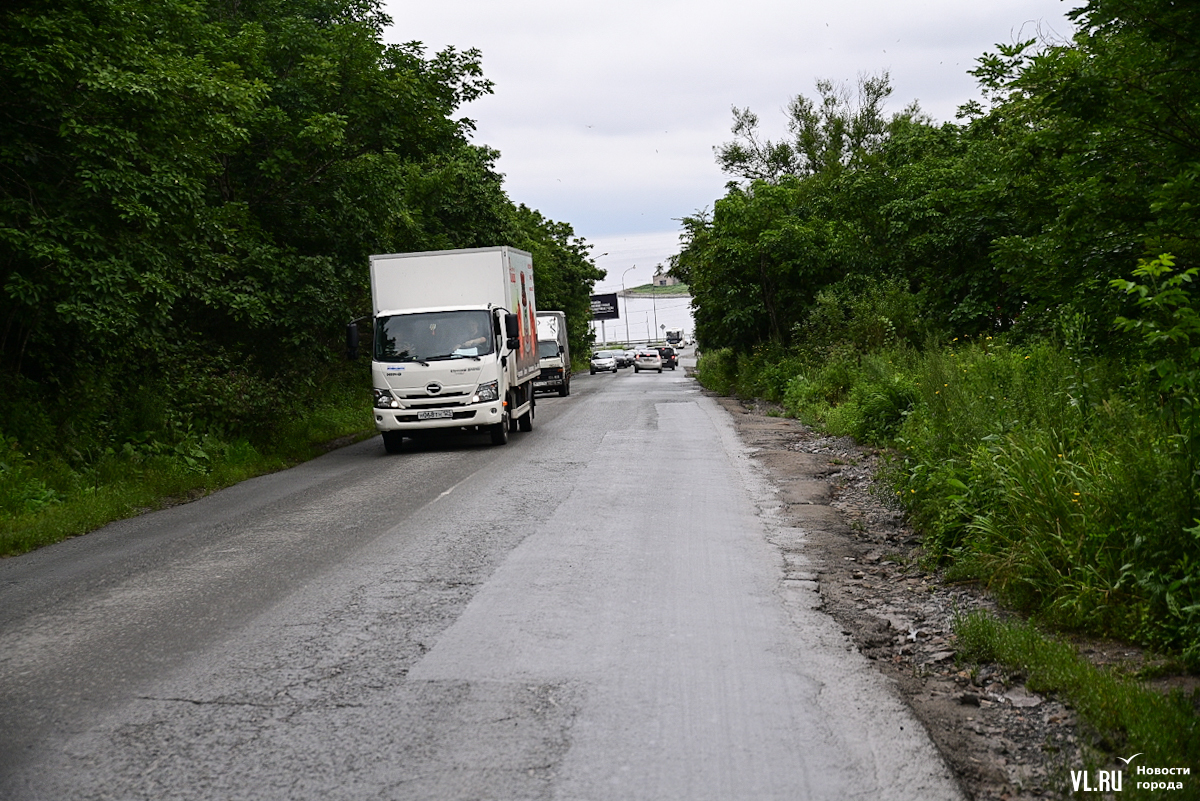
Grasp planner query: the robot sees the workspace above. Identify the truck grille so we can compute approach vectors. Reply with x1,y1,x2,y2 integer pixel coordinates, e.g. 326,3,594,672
404,400,466,409
398,390,470,400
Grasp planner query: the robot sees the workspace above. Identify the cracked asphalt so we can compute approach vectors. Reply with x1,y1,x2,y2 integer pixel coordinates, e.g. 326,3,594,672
0,353,962,800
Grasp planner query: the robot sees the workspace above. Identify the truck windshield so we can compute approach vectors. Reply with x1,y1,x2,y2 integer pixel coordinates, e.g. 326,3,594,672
375,310,495,362
537,340,560,358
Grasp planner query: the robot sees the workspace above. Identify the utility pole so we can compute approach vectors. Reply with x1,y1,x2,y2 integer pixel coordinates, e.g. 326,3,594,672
621,265,635,345
594,252,611,347
651,267,660,342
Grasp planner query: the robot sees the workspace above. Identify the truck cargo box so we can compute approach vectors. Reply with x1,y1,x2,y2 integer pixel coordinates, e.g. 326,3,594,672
369,247,538,383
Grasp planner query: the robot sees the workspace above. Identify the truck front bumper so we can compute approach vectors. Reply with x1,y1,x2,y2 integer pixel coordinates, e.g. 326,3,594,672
534,366,565,390
374,401,505,432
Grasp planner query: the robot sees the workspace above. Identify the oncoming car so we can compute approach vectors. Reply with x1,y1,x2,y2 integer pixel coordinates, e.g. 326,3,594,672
633,348,662,373
590,350,619,374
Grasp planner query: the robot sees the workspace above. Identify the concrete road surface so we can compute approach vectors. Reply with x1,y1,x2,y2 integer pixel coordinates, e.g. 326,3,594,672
0,357,962,800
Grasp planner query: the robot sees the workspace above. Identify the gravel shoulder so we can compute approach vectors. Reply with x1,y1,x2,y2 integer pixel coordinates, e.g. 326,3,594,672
715,394,1088,800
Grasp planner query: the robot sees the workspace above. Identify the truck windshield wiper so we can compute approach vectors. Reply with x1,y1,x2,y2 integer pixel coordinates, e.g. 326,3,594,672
426,353,481,362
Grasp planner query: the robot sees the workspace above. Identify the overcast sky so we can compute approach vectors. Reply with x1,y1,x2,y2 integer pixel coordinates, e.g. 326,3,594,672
382,0,1077,290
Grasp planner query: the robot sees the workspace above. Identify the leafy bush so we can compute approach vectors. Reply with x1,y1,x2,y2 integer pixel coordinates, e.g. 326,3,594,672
797,275,937,353
747,349,809,403
781,344,859,423
695,348,739,396
0,437,63,516
834,355,918,442
890,341,1200,660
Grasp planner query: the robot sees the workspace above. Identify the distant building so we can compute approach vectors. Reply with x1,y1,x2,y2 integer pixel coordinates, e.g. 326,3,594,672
652,269,680,287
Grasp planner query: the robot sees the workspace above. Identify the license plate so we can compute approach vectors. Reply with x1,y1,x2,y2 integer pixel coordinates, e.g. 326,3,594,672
417,409,454,420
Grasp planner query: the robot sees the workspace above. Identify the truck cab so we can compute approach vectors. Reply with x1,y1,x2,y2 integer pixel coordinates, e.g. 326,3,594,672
534,310,570,396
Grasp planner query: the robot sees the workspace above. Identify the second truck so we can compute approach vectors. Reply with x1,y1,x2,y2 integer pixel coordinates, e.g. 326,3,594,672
534,310,571,396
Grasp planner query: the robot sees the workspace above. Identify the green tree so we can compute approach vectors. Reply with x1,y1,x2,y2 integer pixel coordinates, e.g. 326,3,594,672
716,73,908,182
686,74,939,351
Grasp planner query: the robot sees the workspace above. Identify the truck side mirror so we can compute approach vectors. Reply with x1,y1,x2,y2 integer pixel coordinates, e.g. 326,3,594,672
346,322,360,360
504,313,520,350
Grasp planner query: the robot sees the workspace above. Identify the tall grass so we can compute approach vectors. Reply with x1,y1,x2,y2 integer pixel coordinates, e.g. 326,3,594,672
887,341,1198,661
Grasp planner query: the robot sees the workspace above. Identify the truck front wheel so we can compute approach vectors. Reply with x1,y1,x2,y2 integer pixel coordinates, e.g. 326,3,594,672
490,412,509,445
559,379,569,397
382,431,404,454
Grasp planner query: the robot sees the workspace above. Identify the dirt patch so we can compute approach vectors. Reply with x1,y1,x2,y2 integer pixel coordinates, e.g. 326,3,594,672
716,394,1088,800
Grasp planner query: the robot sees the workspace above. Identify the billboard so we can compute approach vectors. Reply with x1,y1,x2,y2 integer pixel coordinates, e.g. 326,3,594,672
590,293,619,320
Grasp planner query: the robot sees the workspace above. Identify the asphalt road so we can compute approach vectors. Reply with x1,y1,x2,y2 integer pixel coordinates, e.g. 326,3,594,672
0,354,963,800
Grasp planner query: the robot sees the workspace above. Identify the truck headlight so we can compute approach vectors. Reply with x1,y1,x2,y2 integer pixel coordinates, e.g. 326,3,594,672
373,388,401,409
473,380,499,403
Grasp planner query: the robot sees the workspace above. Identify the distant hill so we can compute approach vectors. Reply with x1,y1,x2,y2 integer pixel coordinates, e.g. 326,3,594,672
621,283,690,297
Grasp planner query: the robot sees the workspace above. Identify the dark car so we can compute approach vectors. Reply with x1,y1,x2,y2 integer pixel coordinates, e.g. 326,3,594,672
657,346,677,370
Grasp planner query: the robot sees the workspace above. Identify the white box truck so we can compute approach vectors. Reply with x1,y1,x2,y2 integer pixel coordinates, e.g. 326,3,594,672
364,247,538,453
534,310,570,397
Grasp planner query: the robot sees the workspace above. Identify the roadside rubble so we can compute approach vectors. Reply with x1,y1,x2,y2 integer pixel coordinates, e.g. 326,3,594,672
717,395,1087,800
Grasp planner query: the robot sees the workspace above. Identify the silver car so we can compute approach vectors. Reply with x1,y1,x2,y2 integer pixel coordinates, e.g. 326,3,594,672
633,348,662,373
590,350,619,374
